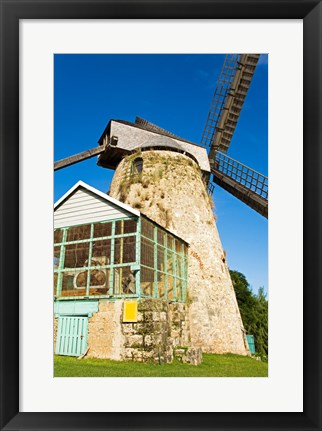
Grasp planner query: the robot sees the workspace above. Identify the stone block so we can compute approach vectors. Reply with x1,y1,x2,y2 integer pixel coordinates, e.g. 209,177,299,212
152,312,160,321
174,346,202,365
122,323,135,334
165,348,174,364
138,299,163,312
144,335,153,346
174,348,186,361
153,322,163,332
142,351,154,361
171,330,180,338
160,312,167,322
128,334,143,347
124,348,134,359
182,347,203,366
144,312,153,322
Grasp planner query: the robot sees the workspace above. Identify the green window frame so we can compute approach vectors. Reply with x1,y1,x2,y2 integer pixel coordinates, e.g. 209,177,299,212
140,217,188,302
54,216,188,302
54,218,139,299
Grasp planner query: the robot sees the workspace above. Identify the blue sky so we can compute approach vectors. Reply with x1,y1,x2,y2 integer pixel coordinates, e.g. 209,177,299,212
54,54,268,295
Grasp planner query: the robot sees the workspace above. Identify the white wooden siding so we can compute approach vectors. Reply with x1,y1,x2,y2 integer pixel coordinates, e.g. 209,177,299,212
54,188,134,228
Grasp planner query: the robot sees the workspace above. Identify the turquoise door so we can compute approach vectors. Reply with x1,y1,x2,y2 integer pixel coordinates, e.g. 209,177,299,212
246,335,256,354
56,315,88,356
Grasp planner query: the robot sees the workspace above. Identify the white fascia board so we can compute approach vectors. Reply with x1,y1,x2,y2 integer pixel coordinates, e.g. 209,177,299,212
54,180,140,217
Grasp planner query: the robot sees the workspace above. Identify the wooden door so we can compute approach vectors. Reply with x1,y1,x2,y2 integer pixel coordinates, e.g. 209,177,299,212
56,315,88,356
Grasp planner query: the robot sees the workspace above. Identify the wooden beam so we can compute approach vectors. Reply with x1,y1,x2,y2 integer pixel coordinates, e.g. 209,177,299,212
54,146,105,171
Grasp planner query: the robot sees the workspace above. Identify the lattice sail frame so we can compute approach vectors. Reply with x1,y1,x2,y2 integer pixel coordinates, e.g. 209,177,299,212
214,151,268,201
202,53,260,163
209,151,268,218
201,53,268,218
201,54,240,151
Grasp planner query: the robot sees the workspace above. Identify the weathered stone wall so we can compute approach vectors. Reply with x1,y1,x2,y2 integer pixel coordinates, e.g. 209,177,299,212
109,150,249,355
87,300,124,360
51,298,189,362
169,302,190,348
122,299,190,363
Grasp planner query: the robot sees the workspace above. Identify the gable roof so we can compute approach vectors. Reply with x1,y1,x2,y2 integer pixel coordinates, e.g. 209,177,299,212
54,180,140,217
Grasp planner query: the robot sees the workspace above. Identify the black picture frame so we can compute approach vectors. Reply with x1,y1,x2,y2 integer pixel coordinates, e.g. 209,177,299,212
1,1,321,430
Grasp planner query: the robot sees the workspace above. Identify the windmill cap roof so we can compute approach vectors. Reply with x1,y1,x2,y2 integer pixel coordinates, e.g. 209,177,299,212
98,118,210,172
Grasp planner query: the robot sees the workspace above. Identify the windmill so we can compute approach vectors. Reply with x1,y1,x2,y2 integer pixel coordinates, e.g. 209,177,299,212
54,54,267,355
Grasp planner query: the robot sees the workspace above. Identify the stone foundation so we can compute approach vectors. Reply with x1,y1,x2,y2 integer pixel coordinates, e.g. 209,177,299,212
54,298,191,363
87,300,124,360
122,299,190,363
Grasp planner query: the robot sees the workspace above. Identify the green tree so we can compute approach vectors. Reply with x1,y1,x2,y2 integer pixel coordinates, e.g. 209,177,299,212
230,270,268,357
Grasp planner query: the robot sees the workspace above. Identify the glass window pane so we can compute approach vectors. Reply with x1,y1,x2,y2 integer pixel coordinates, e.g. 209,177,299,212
157,246,164,271
61,270,87,297
92,239,111,265
157,272,166,298
167,250,174,275
115,219,137,235
89,268,109,296
141,218,154,239
176,278,182,301
114,237,121,265
167,234,174,250
53,273,58,295
115,220,124,235
141,238,154,268
123,236,136,263
73,269,88,289
168,275,174,301
54,246,60,269
64,243,89,268
113,266,135,295
114,237,136,265
123,219,137,234
94,222,112,238
140,267,154,297
54,229,63,244
176,255,182,278
67,224,91,242
157,228,165,245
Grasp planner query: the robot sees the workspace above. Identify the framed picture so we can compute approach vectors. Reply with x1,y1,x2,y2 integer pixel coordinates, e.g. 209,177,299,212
1,1,321,430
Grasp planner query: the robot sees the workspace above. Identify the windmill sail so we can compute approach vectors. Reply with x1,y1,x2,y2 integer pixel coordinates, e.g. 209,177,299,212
54,146,106,171
202,54,268,218
211,151,268,218
202,53,260,162
201,54,240,153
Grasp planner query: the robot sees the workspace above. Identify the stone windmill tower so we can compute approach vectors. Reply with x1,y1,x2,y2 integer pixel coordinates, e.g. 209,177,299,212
55,54,268,357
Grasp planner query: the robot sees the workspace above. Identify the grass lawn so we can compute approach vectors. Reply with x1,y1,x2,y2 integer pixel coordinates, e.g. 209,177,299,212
54,353,268,377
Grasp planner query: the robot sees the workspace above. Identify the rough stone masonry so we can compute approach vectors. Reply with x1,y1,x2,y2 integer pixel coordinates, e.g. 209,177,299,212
109,150,249,355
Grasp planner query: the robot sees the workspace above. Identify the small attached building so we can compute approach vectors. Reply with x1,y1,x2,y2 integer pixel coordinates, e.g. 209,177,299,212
54,181,190,362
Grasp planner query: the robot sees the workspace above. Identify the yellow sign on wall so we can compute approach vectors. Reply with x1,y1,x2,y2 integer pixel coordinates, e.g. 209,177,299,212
123,300,138,323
